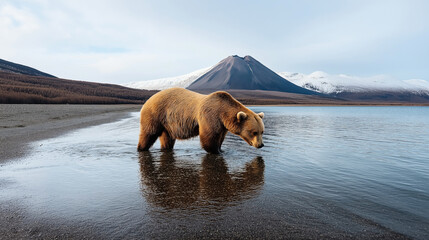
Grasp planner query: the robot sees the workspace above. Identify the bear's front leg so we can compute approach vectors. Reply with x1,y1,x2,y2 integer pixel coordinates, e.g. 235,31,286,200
199,129,227,154
137,132,159,151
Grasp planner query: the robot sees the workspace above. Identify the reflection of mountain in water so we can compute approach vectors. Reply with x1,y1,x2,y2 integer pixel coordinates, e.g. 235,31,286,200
138,152,264,210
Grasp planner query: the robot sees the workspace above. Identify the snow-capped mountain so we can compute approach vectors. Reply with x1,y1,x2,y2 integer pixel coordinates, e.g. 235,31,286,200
278,71,429,95
187,55,318,94
123,57,428,96
124,67,212,90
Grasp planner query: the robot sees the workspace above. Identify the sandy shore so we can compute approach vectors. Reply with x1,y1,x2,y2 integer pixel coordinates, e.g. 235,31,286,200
0,104,142,163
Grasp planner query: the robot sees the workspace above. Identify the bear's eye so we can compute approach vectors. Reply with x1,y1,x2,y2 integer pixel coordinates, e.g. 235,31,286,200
253,131,258,136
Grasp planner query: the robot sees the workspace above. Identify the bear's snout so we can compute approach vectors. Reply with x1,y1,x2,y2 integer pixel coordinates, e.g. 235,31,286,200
255,143,264,149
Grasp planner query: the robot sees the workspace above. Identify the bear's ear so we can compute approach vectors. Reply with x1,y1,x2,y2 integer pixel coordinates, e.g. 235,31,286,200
237,111,248,122
258,112,264,119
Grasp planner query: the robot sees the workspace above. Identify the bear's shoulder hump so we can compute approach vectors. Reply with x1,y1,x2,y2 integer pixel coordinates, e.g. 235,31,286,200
210,91,233,99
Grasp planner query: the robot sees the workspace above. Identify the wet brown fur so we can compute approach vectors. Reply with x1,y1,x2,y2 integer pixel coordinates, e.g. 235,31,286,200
137,88,264,153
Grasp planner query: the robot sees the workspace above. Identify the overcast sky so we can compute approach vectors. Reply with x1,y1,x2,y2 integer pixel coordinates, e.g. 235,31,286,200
1,0,428,84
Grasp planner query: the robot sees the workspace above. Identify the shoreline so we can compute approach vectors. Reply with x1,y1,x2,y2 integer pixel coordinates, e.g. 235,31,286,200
0,104,142,164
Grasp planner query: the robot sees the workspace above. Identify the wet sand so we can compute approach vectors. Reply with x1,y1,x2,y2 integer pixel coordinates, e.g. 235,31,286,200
0,104,142,163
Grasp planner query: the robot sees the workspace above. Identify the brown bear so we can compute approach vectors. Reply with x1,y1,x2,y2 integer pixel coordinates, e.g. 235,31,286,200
137,88,265,154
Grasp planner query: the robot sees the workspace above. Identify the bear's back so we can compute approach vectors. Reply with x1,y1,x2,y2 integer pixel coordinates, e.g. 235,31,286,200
141,88,205,139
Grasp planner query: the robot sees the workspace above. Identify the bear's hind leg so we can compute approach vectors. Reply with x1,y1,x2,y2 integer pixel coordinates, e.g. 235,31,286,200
160,130,176,150
138,133,159,151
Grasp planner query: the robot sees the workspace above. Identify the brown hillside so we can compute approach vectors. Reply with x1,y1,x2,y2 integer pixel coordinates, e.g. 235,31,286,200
0,71,158,104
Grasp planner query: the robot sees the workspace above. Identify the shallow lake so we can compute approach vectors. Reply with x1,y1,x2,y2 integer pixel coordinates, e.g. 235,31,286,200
1,106,428,239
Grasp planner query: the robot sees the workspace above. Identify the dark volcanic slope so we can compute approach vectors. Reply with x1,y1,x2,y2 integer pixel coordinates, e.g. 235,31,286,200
187,55,318,95
0,58,56,78
0,71,157,104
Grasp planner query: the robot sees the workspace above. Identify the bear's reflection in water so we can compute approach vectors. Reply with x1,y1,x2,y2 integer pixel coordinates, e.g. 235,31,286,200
138,152,264,210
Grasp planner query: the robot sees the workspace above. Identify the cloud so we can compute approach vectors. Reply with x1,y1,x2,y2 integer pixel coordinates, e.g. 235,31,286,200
0,4,40,46
279,1,427,62
0,0,235,83
0,0,428,83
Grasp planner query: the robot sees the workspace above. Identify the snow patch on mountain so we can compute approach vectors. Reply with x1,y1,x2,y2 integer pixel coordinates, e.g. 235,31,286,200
124,67,212,90
123,65,429,95
278,71,429,94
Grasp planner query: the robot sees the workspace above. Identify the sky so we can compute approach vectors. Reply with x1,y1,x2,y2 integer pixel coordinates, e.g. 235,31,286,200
1,0,428,84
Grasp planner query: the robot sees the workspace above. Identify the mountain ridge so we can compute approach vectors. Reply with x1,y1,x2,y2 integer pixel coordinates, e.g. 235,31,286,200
0,58,56,78
2,56,428,104
124,62,429,97
279,71,429,95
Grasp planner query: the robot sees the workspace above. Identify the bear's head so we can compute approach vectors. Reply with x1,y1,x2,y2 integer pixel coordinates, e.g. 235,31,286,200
236,111,265,149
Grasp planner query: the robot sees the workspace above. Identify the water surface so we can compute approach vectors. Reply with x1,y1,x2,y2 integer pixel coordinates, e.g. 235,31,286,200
1,106,428,239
